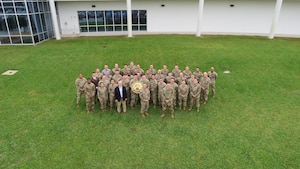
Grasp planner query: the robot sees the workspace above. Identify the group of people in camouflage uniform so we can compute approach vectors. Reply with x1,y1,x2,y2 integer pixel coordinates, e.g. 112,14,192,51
75,61,218,118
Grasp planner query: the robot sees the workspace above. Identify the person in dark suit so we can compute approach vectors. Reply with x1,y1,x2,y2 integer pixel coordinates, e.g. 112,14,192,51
114,81,127,114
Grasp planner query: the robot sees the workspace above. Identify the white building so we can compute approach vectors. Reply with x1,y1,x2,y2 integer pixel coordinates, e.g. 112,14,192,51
1,0,299,45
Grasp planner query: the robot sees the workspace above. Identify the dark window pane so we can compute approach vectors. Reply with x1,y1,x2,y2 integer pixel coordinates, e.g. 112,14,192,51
35,14,42,33
0,37,11,44
38,33,44,41
22,36,33,44
88,11,96,25
105,11,113,25
7,15,19,35
33,2,39,13
78,11,87,26
123,25,127,31
132,25,138,31
97,26,105,32
18,15,31,35
114,26,122,31
89,26,96,32
96,11,104,25
140,25,147,31
0,4,3,14
80,27,88,32
139,10,147,24
27,2,34,13
29,14,37,34
122,11,127,24
15,2,26,14
34,35,39,43
0,17,9,35
11,36,22,44
132,10,138,24
38,2,44,12
106,25,113,31
114,11,121,24
3,2,15,14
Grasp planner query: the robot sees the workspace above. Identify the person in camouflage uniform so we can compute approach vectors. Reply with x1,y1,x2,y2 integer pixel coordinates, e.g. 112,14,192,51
149,75,158,108
161,83,175,118
108,79,117,110
155,69,165,81
145,69,152,80
172,64,181,78
75,73,87,107
176,72,186,86
170,78,178,109
112,70,122,83
161,64,169,77
189,79,201,112
130,75,139,108
97,82,108,112
140,75,150,88
84,78,95,113
183,66,192,79
95,68,102,79
201,72,211,104
157,78,166,106
139,84,150,117
121,64,130,76
165,72,174,83
178,80,189,111
129,61,136,75
149,64,157,75
193,67,203,82
207,67,218,98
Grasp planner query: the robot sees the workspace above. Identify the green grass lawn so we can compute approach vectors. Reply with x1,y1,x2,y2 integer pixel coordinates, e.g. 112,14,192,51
0,35,299,168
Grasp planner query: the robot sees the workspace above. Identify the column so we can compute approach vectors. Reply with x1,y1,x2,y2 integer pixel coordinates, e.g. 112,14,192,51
269,0,283,39
196,0,204,37
49,0,61,40
126,0,133,37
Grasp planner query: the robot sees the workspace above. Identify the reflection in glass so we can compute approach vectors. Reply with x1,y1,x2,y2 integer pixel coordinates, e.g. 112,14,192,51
0,4,3,14
18,15,30,35
139,10,147,24
0,37,11,44
132,10,138,24
30,14,37,34
88,11,95,25
0,17,9,35
105,11,113,25
27,2,34,13
122,11,127,24
114,11,121,24
89,26,96,32
11,36,22,44
80,27,88,32
78,11,87,26
96,11,104,25
33,2,39,13
106,25,113,31
98,26,105,32
35,14,42,33
15,2,26,14
7,15,19,35
22,36,33,43
3,2,15,14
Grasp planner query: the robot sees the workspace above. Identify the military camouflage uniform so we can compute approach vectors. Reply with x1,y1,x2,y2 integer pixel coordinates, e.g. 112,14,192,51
84,82,95,112
208,71,218,97
149,78,158,107
75,77,87,106
161,86,175,118
189,82,201,111
157,81,166,106
170,82,178,108
130,78,139,107
200,77,211,103
178,83,189,110
112,74,122,83
139,88,150,116
97,86,108,111
172,69,181,78
108,83,117,109
193,71,203,83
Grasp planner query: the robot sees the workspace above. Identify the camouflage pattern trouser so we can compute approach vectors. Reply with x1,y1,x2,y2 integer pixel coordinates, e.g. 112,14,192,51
151,90,157,106
178,95,188,108
130,92,139,107
109,94,114,108
162,101,174,114
201,89,209,101
86,95,95,111
98,97,107,110
210,81,216,96
189,96,200,108
141,101,149,113
77,90,84,105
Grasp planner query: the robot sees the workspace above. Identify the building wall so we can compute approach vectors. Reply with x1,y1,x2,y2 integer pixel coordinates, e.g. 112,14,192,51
56,0,300,37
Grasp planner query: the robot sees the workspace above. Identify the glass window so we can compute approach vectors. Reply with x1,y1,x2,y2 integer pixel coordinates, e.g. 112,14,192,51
140,25,147,31
0,37,11,44
114,26,122,31
139,10,146,24
89,26,96,32
43,2,49,12
105,11,113,25
106,25,113,31
38,2,44,12
132,25,138,31
18,15,30,35
132,10,138,24
114,11,121,25
123,25,127,31
96,11,104,25
27,2,34,13
122,11,127,24
3,2,15,14
40,13,46,31
7,15,19,35
97,26,105,32
80,27,88,32
22,36,33,44
87,11,95,26
11,36,22,44
34,34,39,43
0,3,3,14
30,14,37,34
15,2,26,14
35,14,42,33
33,2,39,13
78,11,87,26
0,17,9,35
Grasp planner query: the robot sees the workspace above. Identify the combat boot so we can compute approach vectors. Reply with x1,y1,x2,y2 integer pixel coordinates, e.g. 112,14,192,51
188,106,192,111
183,106,186,111
197,107,200,112
179,106,182,110
171,113,175,119
160,112,166,118
141,113,145,118
145,112,149,116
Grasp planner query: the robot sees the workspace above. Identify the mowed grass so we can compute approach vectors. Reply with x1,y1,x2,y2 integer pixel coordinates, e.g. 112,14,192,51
0,35,299,168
